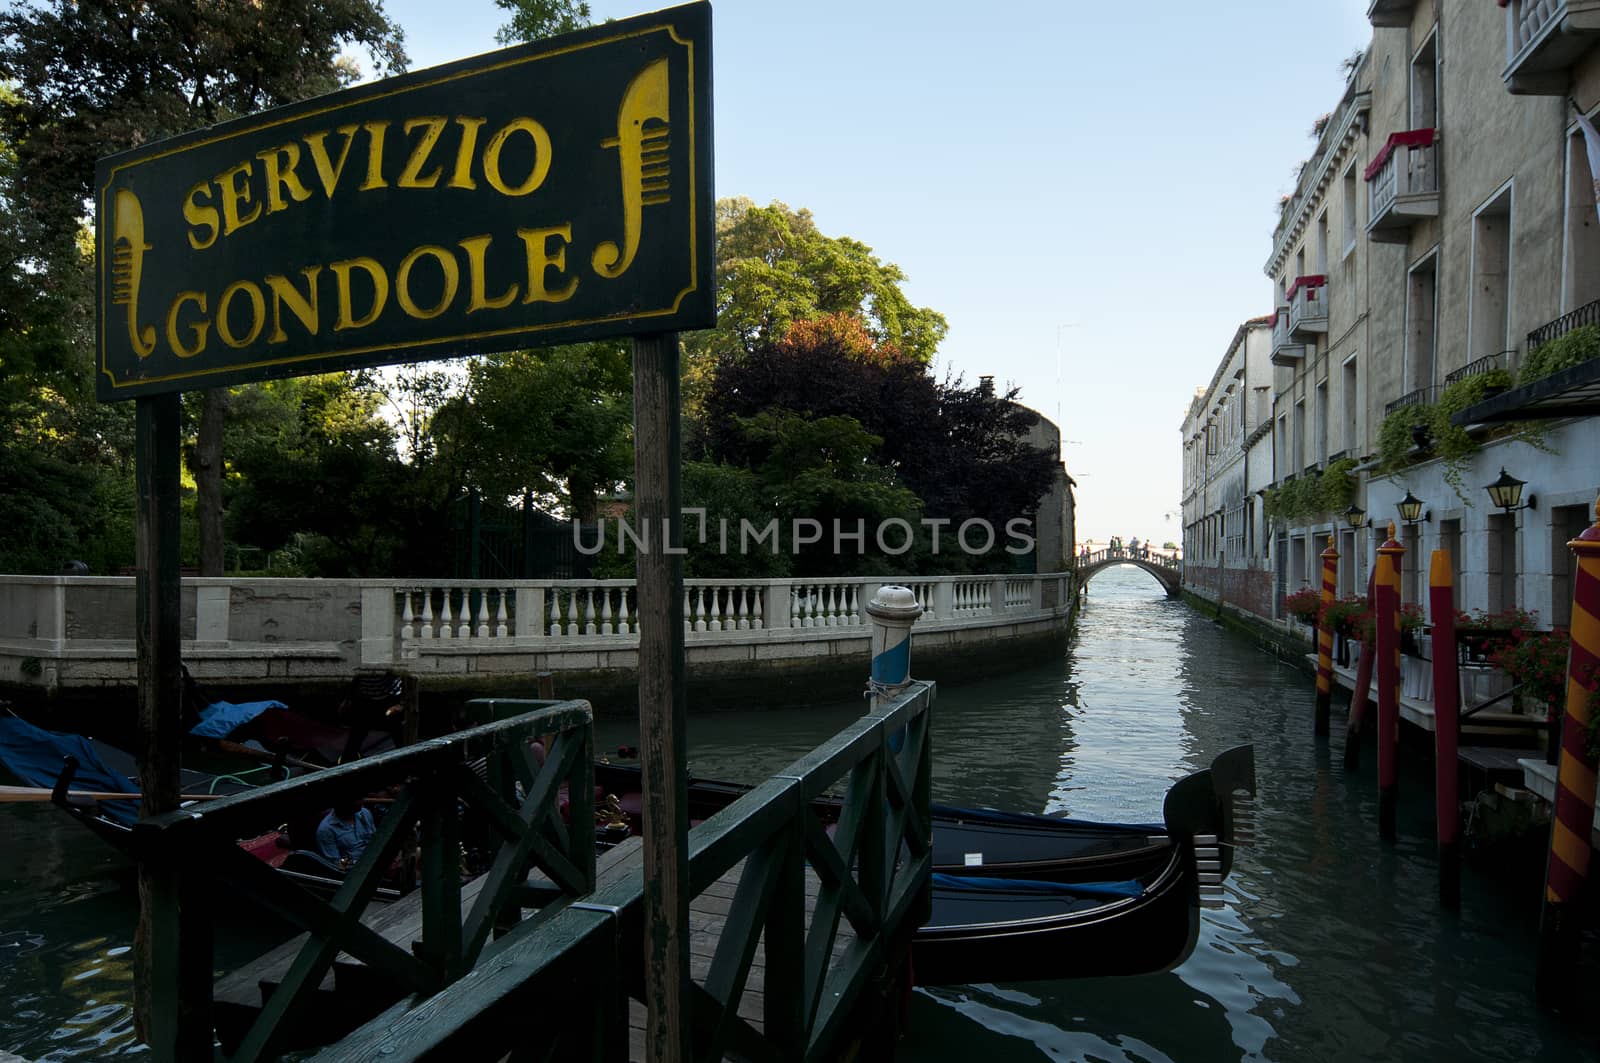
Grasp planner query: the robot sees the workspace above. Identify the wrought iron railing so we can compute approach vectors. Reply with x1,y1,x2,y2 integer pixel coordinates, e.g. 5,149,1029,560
1384,385,1441,416
1527,297,1600,351
1444,352,1511,385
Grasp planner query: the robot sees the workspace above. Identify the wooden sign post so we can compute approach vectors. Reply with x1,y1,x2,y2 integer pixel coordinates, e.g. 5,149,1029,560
95,6,713,1055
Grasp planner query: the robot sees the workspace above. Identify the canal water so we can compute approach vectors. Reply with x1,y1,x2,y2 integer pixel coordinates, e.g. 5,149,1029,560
0,565,1595,1060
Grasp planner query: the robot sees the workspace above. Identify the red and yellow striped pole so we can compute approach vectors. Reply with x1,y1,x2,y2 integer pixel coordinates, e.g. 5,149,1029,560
1536,496,1600,1011
1376,522,1405,841
1315,535,1339,737
1429,549,1461,909
1344,567,1376,772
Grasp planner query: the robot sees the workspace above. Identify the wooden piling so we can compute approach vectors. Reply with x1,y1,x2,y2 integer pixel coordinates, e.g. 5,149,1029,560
1536,496,1600,1011
1376,523,1404,842
1428,549,1461,910
1344,568,1376,772
632,332,690,1061
1315,535,1339,737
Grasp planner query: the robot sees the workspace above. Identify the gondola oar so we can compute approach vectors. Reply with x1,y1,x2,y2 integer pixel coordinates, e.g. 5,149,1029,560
0,785,223,803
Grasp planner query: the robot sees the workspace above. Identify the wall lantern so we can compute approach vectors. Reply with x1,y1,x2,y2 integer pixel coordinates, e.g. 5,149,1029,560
1343,503,1367,530
1397,489,1430,525
1484,467,1536,513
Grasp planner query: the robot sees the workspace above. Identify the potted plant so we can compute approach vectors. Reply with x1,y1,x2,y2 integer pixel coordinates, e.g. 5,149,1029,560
1454,606,1537,664
1318,595,1367,665
1284,587,1322,627
1489,626,1571,726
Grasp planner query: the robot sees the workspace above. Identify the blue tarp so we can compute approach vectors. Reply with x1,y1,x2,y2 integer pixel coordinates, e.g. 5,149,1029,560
189,699,284,739
932,872,1145,899
0,716,139,825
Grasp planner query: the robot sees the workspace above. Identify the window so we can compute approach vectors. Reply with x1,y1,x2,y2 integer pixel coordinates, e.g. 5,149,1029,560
1438,519,1461,618
1563,124,1600,313
1315,379,1329,462
1316,212,1329,275
1406,253,1438,392
1342,354,1359,454
1295,248,1306,281
1487,513,1517,614
1275,414,1288,479
1470,185,1513,364
1552,505,1592,627
1292,400,1306,474
1412,32,1438,131
1342,165,1358,254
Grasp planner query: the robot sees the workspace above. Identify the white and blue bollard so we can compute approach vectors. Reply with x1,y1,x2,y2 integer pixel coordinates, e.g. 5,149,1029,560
866,585,923,714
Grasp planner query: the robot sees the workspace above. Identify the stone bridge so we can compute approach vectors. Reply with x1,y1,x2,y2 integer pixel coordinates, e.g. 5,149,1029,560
1076,548,1183,598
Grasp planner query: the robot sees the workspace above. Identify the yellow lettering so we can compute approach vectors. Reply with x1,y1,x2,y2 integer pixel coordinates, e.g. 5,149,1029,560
165,291,209,358
396,245,460,320
331,257,389,330
303,124,359,198
256,143,314,213
458,234,518,313
359,121,390,191
183,182,219,251
398,117,448,189
483,118,552,197
217,161,262,235
516,224,577,303
217,280,266,349
449,117,487,190
266,267,322,342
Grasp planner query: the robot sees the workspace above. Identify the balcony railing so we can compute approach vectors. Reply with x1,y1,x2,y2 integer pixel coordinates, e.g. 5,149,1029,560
1444,352,1511,385
1286,275,1328,340
1527,296,1600,350
1384,385,1441,416
1269,308,1306,366
1368,0,1419,27
1504,0,1600,95
1366,129,1439,242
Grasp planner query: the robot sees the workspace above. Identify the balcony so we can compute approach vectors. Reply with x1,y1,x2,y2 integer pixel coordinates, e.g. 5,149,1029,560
1269,307,1306,367
1527,295,1600,349
1444,352,1511,385
1286,275,1328,340
1384,385,1441,417
1365,130,1439,243
1368,0,1419,28
1503,0,1600,95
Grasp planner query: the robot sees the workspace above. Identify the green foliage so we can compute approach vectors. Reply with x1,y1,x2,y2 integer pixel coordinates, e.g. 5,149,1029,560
1377,402,1433,473
1317,595,1367,638
1265,477,1321,524
1490,626,1572,716
494,0,591,44
1424,369,1515,498
1283,587,1322,625
1520,325,1600,386
1317,457,1358,514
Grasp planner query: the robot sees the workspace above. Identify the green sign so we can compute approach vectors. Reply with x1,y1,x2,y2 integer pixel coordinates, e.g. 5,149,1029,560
95,2,713,400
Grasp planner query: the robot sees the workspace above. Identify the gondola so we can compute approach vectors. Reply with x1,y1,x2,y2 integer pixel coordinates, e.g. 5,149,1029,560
596,745,1257,984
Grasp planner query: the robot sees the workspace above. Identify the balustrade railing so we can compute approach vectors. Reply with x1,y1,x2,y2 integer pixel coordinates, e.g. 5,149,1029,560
1366,130,1437,222
1527,296,1600,351
1286,275,1328,334
1384,384,1442,416
1507,0,1563,60
1444,352,1512,385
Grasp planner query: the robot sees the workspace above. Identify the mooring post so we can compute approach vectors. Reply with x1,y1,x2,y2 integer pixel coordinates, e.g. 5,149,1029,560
866,586,924,713
1344,568,1377,772
632,332,690,1062
1376,523,1404,842
1315,535,1339,737
1535,496,1600,1011
1428,549,1462,910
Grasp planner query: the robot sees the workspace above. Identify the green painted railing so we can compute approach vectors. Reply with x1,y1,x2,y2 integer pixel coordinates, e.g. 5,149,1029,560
133,699,595,1062
312,680,937,1063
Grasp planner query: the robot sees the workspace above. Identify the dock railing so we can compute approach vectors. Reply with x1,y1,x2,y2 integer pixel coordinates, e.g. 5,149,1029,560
311,679,936,1062
131,699,596,1062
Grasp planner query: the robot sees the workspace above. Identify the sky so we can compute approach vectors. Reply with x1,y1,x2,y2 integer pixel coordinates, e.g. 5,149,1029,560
379,0,1374,546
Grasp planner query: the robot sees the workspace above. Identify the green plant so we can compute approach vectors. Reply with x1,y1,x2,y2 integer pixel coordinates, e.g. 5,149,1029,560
1377,402,1434,473
1491,627,1572,717
1427,370,1515,499
1354,601,1423,643
1318,595,1367,637
1317,458,1358,514
1520,325,1600,386
1284,587,1322,626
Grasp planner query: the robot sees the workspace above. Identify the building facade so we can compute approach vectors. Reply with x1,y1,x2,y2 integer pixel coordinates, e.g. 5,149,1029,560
1187,0,1600,630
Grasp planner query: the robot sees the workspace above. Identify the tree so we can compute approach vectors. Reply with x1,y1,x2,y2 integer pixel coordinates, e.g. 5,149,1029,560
0,1,407,574
494,0,592,44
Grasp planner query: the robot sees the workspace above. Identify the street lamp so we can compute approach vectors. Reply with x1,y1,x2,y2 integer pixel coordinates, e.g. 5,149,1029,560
1343,503,1367,530
1485,467,1536,513
1397,489,1430,525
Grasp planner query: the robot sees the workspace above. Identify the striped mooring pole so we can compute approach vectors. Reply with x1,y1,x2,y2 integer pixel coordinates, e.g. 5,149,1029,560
1376,522,1404,842
1536,496,1600,1010
1428,549,1461,910
1344,567,1377,772
1315,535,1339,737
866,586,924,712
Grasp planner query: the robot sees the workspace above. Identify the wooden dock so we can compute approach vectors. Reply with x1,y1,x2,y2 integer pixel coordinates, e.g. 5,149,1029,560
1322,655,1545,737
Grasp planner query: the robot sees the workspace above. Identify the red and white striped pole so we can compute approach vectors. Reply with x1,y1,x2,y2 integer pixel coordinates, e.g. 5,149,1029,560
1344,567,1376,772
1376,522,1404,841
1429,549,1461,909
1536,496,1600,1011
1315,535,1339,737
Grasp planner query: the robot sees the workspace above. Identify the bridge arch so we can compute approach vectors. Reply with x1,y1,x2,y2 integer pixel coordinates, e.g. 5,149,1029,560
1076,549,1183,598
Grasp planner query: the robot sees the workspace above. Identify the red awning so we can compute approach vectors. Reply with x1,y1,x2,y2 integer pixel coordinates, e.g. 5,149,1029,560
1364,128,1437,181
1285,275,1327,302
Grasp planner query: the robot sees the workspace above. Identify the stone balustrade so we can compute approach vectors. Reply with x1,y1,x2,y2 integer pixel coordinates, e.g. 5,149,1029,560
0,572,1073,694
